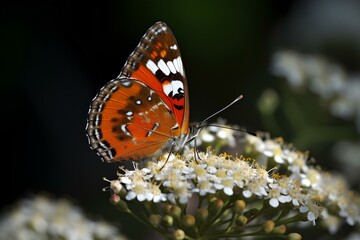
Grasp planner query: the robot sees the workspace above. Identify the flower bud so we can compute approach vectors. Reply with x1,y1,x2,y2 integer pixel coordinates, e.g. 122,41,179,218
110,194,120,204
235,215,248,226
162,215,174,227
183,214,196,227
110,180,123,193
170,205,182,219
233,200,246,214
162,203,173,214
263,220,275,233
196,208,209,223
273,224,286,234
288,233,302,240
172,229,185,240
149,214,162,226
209,198,224,215
111,197,128,212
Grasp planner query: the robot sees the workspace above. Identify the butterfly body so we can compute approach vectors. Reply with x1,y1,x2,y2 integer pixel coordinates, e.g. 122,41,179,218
86,22,193,162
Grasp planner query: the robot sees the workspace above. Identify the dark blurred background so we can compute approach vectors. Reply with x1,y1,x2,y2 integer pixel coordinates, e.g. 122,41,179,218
2,0,360,239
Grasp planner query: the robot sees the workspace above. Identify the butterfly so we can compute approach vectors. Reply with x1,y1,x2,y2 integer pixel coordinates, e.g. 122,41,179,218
86,22,196,163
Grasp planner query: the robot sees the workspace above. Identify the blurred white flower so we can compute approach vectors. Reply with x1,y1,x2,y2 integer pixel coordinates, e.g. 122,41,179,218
300,168,321,188
272,51,305,87
198,118,238,148
0,195,127,240
271,50,360,135
300,201,325,225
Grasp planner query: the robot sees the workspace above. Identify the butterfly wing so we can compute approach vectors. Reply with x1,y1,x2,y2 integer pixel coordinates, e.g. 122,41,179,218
86,22,189,162
120,22,189,135
87,78,179,162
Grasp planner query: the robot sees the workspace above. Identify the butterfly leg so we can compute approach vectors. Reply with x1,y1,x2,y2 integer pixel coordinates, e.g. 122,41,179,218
159,143,176,171
193,138,201,164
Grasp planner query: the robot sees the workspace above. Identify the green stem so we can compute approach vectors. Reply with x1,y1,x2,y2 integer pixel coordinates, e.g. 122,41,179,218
126,210,167,236
276,212,306,225
198,196,204,209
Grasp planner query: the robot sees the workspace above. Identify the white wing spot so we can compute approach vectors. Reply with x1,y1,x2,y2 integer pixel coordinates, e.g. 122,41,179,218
126,111,133,116
171,123,179,130
173,56,185,76
110,85,118,92
94,128,101,138
172,80,184,94
107,149,114,159
146,122,160,137
121,80,131,87
146,60,159,75
98,102,105,112
157,59,170,76
103,93,110,102
121,124,131,136
99,141,108,149
162,82,172,96
162,80,184,97
170,44,178,50
95,115,101,126
167,61,177,74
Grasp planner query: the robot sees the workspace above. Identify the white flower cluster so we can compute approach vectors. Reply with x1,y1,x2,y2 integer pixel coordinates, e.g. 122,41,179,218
0,195,127,240
115,148,321,225
243,134,360,227
112,129,360,231
271,50,360,132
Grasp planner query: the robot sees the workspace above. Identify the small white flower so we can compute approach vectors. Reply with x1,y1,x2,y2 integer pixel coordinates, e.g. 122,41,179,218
214,177,235,196
149,184,167,203
125,180,149,202
300,168,321,188
262,139,285,164
242,189,252,198
299,200,324,225
120,176,132,184
172,182,192,204
288,185,305,206
339,203,360,226
267,184,291,208
287,152,309,175
193,180,216,196
243,179,268,198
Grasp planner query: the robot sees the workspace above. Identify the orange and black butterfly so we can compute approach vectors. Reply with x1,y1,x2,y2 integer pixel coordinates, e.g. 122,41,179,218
86,22,195,162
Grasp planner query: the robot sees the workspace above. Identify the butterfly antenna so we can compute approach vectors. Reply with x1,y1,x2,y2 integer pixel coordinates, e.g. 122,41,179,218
202,123,257,136
201,95,243,125
198,95,257,136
